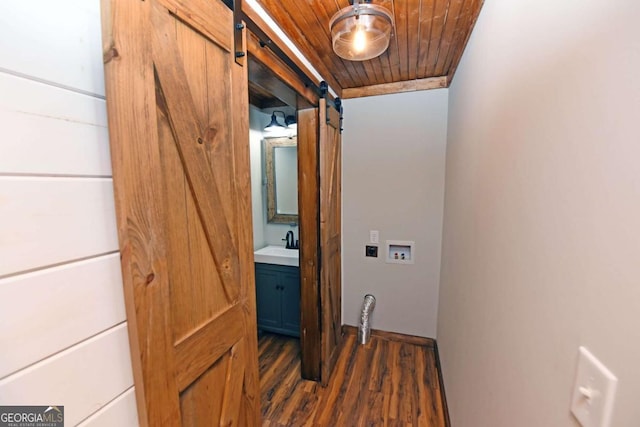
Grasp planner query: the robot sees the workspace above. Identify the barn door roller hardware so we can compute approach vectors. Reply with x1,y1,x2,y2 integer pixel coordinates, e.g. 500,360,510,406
233,0,245,65
320,82,344,133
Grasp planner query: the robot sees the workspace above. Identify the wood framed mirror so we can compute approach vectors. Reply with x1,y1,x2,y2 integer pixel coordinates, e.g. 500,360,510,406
265,137,298,224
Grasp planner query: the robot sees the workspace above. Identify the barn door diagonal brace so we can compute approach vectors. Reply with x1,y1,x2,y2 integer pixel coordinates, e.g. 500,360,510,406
233,0,245,65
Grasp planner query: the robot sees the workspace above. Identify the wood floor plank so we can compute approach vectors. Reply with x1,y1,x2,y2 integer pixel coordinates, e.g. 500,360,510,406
368,337,387,393
388,340,402,421
336,340,374,426
259,330,447,426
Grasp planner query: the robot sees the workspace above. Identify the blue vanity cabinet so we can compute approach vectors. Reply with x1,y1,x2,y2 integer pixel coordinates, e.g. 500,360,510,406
254,263,300,337
254,266,281,331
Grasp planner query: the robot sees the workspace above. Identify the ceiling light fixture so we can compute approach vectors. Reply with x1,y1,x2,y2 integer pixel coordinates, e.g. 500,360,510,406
329,0,393,61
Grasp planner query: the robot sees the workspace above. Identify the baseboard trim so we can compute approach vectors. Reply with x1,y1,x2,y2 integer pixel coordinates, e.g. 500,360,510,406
342,325,435,347
342,324,451,426
434,340,452,427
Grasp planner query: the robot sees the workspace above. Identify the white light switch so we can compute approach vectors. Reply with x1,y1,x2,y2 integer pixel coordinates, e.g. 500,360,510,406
570,347,618,427
369,230,379,244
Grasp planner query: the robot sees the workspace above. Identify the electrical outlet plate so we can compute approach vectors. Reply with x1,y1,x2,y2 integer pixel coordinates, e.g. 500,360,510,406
365,245,378,257
369,230,379,244
570,346,618,427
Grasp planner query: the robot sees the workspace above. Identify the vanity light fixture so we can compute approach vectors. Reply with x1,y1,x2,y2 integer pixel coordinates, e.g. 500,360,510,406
285,114,297,130
264,110,287,133
329,0,393,61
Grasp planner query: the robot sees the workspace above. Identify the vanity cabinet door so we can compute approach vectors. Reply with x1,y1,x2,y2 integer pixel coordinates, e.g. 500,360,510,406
255,266,281,330
255,263,300,337
281,268,301,335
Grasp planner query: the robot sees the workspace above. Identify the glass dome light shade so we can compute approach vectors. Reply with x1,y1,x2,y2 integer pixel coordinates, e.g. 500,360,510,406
330,3,393,61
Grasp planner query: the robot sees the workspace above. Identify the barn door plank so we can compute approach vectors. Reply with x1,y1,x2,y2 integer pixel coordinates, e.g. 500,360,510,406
298,107,321,381
102,1,181,425
319,98,343,386
174,304,244,391
151,2,240,302
102,0,259,425
220,338,247,425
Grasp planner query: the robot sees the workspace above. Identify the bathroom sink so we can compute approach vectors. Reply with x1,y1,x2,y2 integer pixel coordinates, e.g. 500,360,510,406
254,245,299,267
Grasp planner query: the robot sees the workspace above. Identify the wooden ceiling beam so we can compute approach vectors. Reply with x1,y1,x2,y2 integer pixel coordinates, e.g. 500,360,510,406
248,83,288,110
341,76,448,99
247,32,317,107
248,56,297,107
242,3,343,98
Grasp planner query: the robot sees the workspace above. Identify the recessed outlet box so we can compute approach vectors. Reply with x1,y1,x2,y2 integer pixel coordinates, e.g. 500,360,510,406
385,240,414,264
365,245,378,258
571,346,618,427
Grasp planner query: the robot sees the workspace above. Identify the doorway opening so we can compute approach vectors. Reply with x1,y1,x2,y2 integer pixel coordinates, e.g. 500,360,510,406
247,56,304,381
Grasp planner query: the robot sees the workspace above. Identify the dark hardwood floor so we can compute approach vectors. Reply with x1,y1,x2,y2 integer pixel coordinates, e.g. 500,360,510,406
258,329,447,426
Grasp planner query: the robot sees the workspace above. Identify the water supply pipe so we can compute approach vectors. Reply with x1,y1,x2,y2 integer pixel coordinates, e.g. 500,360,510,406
358,294,376,345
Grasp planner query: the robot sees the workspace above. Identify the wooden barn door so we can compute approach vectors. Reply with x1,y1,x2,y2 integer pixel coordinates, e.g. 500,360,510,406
297,107,321,381
319,98,343,385
102,0,259,425
298,100,343,385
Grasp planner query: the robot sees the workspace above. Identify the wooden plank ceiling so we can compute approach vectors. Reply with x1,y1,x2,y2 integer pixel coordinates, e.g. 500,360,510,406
254,0,484,98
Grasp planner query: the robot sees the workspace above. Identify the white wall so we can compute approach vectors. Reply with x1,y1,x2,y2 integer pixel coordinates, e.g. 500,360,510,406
342,90,448,338
249,106,298,251
250,106,269,250
438,1,640,426
0,1,138,425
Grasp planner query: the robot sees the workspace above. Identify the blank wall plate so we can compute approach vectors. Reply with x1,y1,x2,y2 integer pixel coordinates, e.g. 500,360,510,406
570,346,618,427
